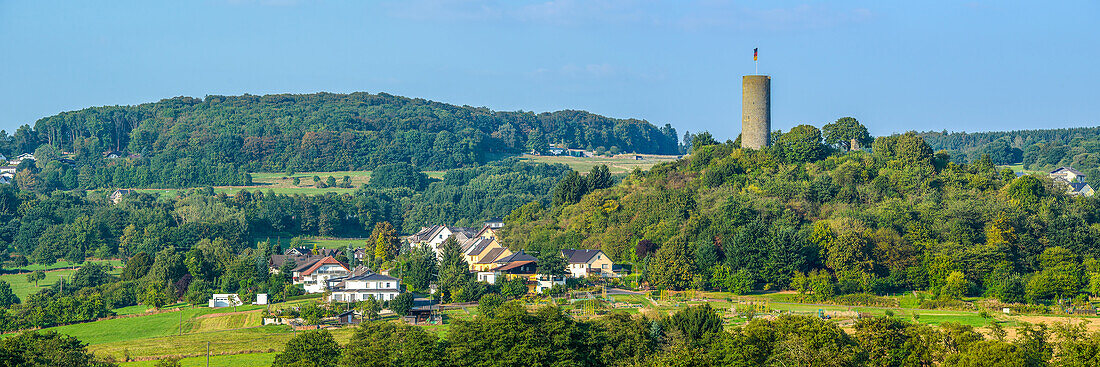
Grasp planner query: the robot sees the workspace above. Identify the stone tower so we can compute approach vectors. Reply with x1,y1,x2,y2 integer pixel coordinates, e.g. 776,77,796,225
741,75,771,149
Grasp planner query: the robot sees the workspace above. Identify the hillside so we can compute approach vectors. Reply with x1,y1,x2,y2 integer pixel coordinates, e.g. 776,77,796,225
919,126,1100,178
500,125,1100,302
8,92,679,189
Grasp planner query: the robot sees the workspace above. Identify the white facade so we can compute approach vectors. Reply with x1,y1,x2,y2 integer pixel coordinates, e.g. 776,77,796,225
476,271,499,284
296,263,351,293
208,294,242,308
328,274,402,302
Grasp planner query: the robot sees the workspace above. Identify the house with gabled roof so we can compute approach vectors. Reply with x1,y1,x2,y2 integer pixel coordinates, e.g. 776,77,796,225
1050,167,1086,183
561,249,616,278
291,256,351,293
9,153,33,165
408,225,478,258
110,189,132,204
1067,182,1095,197
461,237,511,271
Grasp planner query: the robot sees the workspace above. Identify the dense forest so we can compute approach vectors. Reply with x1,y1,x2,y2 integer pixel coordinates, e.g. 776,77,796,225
920,126,1100,178
0,159,569,267
1,92,678,189
501,120,1100,307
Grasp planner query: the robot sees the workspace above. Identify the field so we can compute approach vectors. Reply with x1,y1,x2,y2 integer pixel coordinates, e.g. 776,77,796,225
256,236,370,250
518,154,680,174
120,169,448,198
0,260,123,300
120,352,276,367
1000,164,1045,175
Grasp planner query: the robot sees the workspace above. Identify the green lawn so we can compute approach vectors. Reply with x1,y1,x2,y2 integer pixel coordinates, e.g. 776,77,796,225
121,352,276,367
3,259,122,272
257,236,370,250
120,169,447,199
0,269,77,300
518,154,679,174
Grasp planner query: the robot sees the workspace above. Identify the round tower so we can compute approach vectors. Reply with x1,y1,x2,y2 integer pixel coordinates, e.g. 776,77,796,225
741,75,771,149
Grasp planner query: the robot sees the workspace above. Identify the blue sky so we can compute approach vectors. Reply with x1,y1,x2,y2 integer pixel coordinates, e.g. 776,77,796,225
1,0,1097,140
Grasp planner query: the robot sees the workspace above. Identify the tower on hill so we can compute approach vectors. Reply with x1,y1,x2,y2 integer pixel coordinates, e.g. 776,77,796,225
741,75,771,149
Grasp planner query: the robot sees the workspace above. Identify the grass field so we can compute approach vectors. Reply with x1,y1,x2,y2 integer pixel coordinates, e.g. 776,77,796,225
2,259,123,272
1000,164,1045,175
1,260,123,300
120,352,276,367
256,236,369,250
121,169,447,199
518,154,680,174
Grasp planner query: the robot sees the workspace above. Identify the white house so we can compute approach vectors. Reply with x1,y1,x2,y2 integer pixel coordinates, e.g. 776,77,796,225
0,166,16,174
292,256,351,293
327,272,402,302
1050,167,1086,183
209,294,243,308
561,249,617,278
407,225,478,258
254,293,269,305
0,174,11,185
9,153,33,165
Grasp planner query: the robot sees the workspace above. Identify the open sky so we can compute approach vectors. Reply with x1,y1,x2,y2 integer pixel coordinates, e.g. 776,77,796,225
1,0,1097,140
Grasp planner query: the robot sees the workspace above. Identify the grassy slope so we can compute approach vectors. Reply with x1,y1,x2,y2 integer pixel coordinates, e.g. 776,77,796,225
120,170,446,198
517,154,679,174
0,261,123,300
120,352,276,367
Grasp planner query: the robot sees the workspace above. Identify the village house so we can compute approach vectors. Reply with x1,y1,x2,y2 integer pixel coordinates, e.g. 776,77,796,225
475,250,565,293
110,189,132,204
1067,182,1095,197
290,256,351,293
9,153,33,165
561,249,616,278
0,174,11,185
0,166,14,174
407,225,478,257
208,294,243,308
1050,167,1086,183
327,271,402,302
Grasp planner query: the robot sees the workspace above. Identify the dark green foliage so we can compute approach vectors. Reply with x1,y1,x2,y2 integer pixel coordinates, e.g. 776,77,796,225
368,163,429,190
437,237,470,303
0,330,116,367
339,322,443,367
478,293,504,318
779,124,828,163
273,330,340,367
389,293,415,317
668,304,723,346
536,249,568,277
587,165,614,191
0,281,19,308
553,171,588,206
21,93,678,190
398,246,436,293
823,117,873,151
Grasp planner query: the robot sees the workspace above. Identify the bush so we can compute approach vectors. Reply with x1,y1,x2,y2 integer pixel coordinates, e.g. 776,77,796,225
831,293,900,308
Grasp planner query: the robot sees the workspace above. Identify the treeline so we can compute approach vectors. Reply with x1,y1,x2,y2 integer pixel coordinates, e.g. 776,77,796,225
920,126,1100,178
3,92,679,188
501,119,1100,306
272,303,1100,366
0,160,567,266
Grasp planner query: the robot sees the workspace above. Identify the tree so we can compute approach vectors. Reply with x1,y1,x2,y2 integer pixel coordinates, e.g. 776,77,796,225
0,280,20,307
478,293,505,318
536,249,568,278
389,292,415,317
587,165,613,191
361,296,382,321
690,132,718,151
0,330,116,367
292,177,301,186
369,163,428,190
27,270,45,287
779,124,827,163
823,117,872,151
121,252,153,281
370,222,399,262
401,246,436,293
437,237,470,303
669,304,723,346
940,271,969,300
552,171,588,206
649,240,694,290
273,330,340,367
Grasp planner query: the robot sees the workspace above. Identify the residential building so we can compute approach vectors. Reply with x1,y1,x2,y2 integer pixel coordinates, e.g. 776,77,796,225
484,218,505,229
285,247,313,256
110,189,132,204
0,166,15,174
327,272,402,302
291,256,351,293
475,250,564,293
9,153,33,165
462,237,511,271
561,249,616,278
0,174,11,185
407,225,478,257
208,294,243,308
1068,182,1095,197
1050,167,1086,183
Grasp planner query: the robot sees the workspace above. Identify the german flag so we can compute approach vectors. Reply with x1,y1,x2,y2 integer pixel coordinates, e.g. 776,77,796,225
754,48,758,61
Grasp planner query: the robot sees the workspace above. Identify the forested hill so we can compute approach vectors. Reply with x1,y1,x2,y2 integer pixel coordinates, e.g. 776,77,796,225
500,122,1100,304
21,92,680,172
918,126,1100,177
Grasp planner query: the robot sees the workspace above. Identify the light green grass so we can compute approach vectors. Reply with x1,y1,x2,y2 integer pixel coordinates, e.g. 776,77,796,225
518,154,679,174
92,326,358,361
0,268,77,300
123,169,446,199
257,236,370,250
1000,164,1044,175
3,259,122,272
120,352,276,367
112,305,155,316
